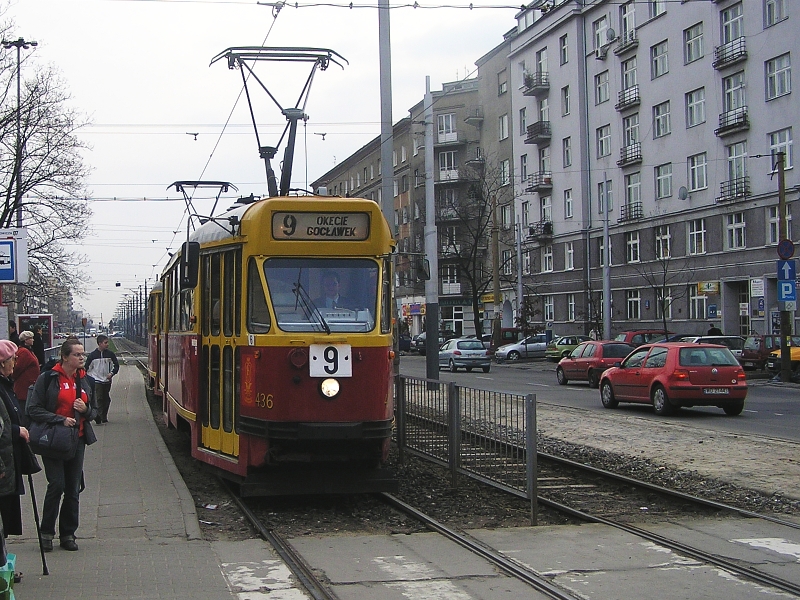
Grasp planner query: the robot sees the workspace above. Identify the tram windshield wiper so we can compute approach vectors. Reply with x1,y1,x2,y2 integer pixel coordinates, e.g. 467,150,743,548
292,275,330,334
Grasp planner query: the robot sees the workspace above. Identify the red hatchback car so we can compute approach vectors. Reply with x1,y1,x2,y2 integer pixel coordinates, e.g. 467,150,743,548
598,343,747,416
556,340,635,388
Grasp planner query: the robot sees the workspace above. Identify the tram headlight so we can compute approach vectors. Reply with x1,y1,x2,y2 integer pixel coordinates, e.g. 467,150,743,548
319,378,340,399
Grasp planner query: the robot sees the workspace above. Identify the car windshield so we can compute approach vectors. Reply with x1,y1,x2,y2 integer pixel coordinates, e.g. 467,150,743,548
457,340,485,350
679,347,739,366
603,343,634,358
264,258,378,333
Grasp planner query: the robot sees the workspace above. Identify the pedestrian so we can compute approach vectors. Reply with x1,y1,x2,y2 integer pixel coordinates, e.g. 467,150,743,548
707,323,723,336
13,331,39,411
26,338,98,552
7,322,19,347
84,334,119,425
0,340,29,583
31,326,45,367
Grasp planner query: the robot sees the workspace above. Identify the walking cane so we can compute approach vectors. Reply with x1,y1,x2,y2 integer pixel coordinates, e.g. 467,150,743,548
26,474,48,576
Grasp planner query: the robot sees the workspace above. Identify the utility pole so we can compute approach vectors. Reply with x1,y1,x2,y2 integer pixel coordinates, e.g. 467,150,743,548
423,77,440,380
2,37,37,228
491,194,501,349
777,152,792,383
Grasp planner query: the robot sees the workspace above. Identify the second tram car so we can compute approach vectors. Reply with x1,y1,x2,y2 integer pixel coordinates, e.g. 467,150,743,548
148,194,397,495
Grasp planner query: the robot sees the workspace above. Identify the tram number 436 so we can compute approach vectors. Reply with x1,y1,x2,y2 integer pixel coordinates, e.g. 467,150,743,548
309,344,352,378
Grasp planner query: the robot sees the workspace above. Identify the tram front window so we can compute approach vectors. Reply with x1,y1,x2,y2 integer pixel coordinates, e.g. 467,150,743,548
264,258,379,333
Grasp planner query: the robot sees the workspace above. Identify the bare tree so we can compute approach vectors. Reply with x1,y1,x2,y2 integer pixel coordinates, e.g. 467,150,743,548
0,38,92,311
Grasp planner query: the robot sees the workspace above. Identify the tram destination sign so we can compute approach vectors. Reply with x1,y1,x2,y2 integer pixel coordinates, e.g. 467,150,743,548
272,212,370,241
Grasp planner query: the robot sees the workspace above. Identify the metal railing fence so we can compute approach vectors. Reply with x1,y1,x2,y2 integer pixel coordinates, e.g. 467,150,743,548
396,374,537,524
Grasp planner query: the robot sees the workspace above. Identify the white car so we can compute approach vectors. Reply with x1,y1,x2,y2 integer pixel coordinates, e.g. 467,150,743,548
494,334,548,361
678,335,745,359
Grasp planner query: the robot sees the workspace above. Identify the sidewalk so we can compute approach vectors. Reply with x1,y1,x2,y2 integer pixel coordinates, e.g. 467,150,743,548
10,364,242,599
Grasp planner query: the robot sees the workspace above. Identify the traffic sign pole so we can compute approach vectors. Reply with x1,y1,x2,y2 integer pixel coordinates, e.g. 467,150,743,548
776,153,792,382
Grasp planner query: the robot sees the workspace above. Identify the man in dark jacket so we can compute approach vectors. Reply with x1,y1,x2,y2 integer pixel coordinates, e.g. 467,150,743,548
31,325,46,366
7,321,19,347
84,335,119,424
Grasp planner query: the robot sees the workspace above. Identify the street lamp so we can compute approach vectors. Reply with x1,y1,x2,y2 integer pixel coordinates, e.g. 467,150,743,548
2,37,37,228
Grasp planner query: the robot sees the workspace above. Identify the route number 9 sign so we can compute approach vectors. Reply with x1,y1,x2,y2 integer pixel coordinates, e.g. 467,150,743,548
309,344,352,377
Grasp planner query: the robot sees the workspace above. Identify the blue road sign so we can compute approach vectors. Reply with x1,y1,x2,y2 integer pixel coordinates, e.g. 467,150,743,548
708,304,717,318
0,241,14,283
778,260,796,280
778,280,797,302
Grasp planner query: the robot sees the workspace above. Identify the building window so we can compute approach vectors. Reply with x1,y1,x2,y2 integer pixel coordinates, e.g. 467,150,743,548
498,70,508,95
622,56,637,89
521,201,529,227
625,172,641,205
593,15,609,50
523,250,531,274
649,0,666,19
726,212,746,249
684,22,703,64
768,205,793,244
520,154,528,182
501,203,512,229
621,1,636,41
623,113,640,146
539,146,550,173
561,85,570,116
651,40,669,79
626,232,640,263
519,107,527,135
540,195,552,222
722,2,744,44
723,71,746,111
626,290,640,320
688,152,707,191
564,189,573,219
502,249,513,275
500,159,510,186
653,101,671,137
655,225,671,259
655,163,672,199
596,124,611,157
567,293,576,321
688,218,706,255
539,97,550,122
542,245,553,273
686,87,706,127
439,151,457,174
766,54,792,100
656,287,672,320
392,150,397,167
595,70,609,104
598,179,613,213
766,0,788,27
499,114,509,141
563,137,572,167
393,179,398,197
370,164,374,179
769,127,793,169
437,113,457,143
689,286,707,320
544,295,555,322
727,141,747,180
560,34,569,65
599,237,612,267
565,241,574,270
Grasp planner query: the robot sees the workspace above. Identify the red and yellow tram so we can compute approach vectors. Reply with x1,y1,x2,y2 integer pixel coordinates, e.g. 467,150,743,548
148,195,397,495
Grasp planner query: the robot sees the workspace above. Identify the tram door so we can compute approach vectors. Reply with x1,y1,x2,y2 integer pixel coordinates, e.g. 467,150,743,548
200,249,241,457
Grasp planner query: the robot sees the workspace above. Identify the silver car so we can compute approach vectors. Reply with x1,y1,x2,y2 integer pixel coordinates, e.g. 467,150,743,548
438,338,491,373
494,333,548,361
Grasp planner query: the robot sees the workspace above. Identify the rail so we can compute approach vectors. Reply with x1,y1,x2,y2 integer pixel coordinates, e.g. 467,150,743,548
395,375,538,523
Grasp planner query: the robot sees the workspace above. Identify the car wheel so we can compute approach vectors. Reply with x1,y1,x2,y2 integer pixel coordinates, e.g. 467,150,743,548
723,400,745,416
556,367,568,385
561,350,571,358
652,385,673,416
587,370,600,389
449,360,458,373
507,351,521,361
482,366,490,373
600,381,618,408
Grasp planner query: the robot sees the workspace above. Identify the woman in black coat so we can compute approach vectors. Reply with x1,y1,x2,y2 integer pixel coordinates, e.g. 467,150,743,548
0,340,29,537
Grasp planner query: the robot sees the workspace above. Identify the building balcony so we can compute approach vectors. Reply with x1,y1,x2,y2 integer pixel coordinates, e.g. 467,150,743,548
522,71,550,97
438,168,459,182
715,106,749,137
618,202,643,222
525,171,553,193
435,204,460,221
524,121,551,146
464,107,484,125
436,131,468,146
617,143,642,167
440,243,462,257
713,37,747,70
441,282,462,296
615,85,640,111
528,220,553,239
716,177,750,203
614,29,638,55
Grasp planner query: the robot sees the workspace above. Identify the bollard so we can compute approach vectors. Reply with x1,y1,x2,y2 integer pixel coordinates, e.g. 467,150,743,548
526,394,538,526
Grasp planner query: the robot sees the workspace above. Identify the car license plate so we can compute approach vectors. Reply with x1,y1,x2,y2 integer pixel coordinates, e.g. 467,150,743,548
309,344,352,377
703,388,729,395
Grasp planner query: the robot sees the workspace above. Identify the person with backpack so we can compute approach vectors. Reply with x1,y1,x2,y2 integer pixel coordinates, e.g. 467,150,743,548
83,334,119,425
26,338,98,552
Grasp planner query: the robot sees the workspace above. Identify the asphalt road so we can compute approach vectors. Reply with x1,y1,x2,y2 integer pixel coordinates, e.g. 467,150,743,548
398,353,800,443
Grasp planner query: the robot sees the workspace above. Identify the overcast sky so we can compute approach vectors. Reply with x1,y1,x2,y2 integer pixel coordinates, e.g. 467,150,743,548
8,0,516,324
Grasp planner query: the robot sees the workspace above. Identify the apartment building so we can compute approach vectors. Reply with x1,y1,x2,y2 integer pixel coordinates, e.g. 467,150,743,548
509,0,797,337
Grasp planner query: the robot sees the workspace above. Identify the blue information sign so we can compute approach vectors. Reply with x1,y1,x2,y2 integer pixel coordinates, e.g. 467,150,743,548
0,241,14,283
777,260,796,281
778,280,797,302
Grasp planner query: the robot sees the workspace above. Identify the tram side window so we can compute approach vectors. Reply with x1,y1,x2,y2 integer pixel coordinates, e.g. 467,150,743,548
381,258,391,334
234,249,242,337
223,252,234,337
247,258,271,333
211,253,221,336
202,255,211,337
179,289,193,331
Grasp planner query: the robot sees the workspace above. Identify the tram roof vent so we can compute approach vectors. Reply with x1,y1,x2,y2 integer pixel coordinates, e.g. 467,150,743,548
236,193,259,205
